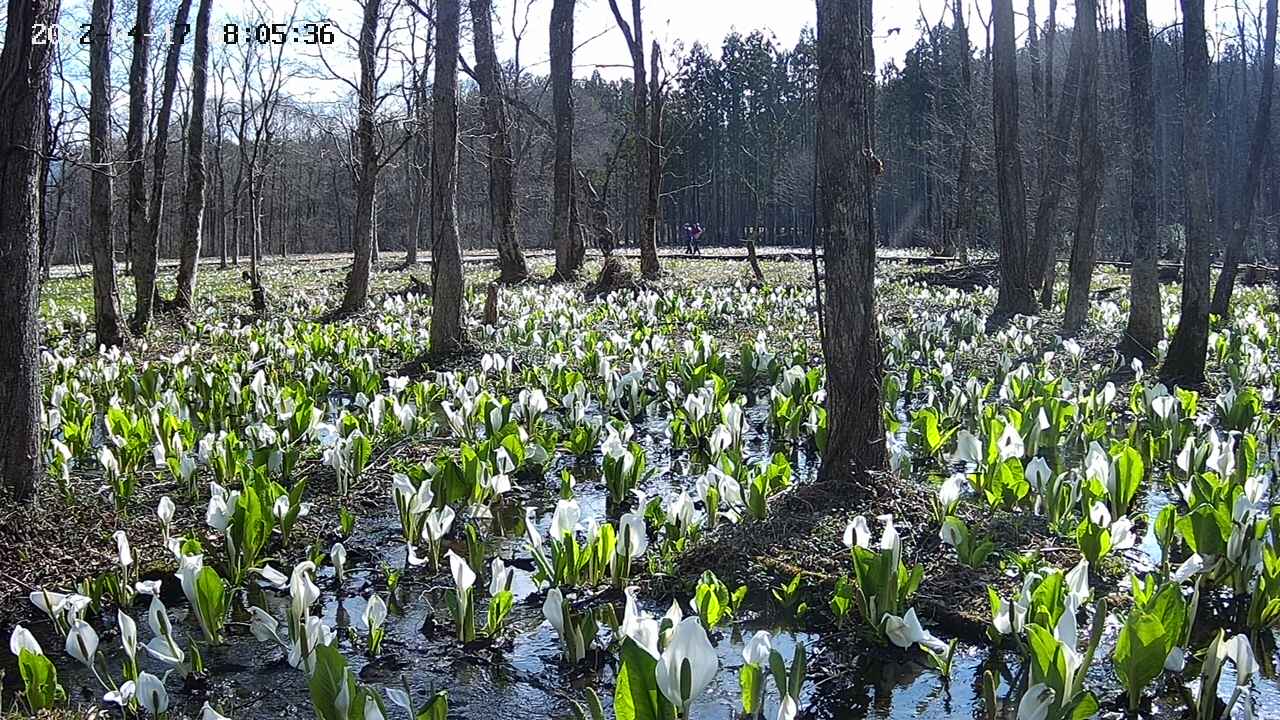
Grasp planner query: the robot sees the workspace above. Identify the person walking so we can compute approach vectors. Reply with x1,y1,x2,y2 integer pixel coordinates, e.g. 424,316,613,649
690,223,704,255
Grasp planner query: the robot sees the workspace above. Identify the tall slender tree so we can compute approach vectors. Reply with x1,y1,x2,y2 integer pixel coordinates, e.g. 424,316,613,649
1161,0,1213,385
989,0,1036,324
1062,0,1103,333
1119,0,1163,361
339,0,384,313
174,0,213,311
1211,0,1278,317
430,0,466,351
950,0,975,261
126,0,154,332
815,0,887,478
470,0,528,283
608,0,660,278
0,0,61,500
551,0,583,278
1032,19,1083,306
88,0,126,347
143,0,192,312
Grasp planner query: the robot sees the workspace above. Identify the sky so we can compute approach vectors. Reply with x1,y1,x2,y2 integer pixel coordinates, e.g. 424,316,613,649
477,0,1203,80
40,0,1256,110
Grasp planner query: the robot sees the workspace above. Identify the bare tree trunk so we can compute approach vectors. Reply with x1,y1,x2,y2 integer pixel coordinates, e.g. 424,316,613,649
645,39,664,277
339,0,382,313
126,0,154,332
471,0,529,283
1161,0,1213,385
145,0,192,302
408,63,429,266
88,0,126,348
1032,21,1083,306
1211,0,1278,317
1063,0,1103,334
0,0,59,501
551,0,582,278
607,0,659,277
174,0,212,310
989,0,1037,325
1119,0,1164,362
816,0,887,479
430,0,466,352
951,0,975,262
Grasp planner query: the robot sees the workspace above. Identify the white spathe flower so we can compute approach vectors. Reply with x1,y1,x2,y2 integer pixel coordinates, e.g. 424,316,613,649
331,542,348,582
1025,457,1051,492
842,515,871,549
118,609,138,660
1063,560,1090,607
1226,634,1258,687
255,564,289,590
65,619,99,667
104,681,136,709
423,506,456,543
551,499,582,539
952,430,983,464
1173,554,1207,583
654,616,718,711
9,624,42,656
617,512,649,558
489,557,515,596
113,530,133,568
1017,683,1056,720
938,473,968,509
939,519,963,547
363,593,388,631
996,423,1024,460
446,551,476,595
743,631,772,667
778,695,798,720
136,671,168,715
289,561,321,619
666,490,695,532
175,553,204,611
883,607,947,654
157,496,175,527
542,587,568,638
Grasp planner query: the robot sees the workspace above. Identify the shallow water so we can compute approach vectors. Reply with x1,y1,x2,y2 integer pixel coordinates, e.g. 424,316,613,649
7,399,1280,719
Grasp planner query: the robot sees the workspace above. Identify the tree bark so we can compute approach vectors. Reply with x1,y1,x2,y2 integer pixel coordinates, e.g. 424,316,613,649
0,0,60,500
1211,0,1278,317
1062,0,1103,334
126,0,154,333
1032,20,1084,306
646,39,664,276
88,0,126,348
1160,0,1213,385
607,0,659,277
1119,0,1164,362
144,0,192,297
815,0,887,479
174,0,212,311
551,0,583,278
470,0,528,283
989,0,1037,324
340,0,382,313
429,0,466,352
951,0,975,262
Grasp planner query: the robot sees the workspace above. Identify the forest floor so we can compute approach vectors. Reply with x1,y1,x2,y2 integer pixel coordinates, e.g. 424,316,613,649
4,247,1272,719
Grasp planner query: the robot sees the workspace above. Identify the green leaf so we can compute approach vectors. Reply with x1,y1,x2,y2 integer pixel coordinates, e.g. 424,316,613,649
739,665,763,715
307,645,349,720
416,691,449,720
614,637,669,720
18,649,63,711
1113,610,1168,708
